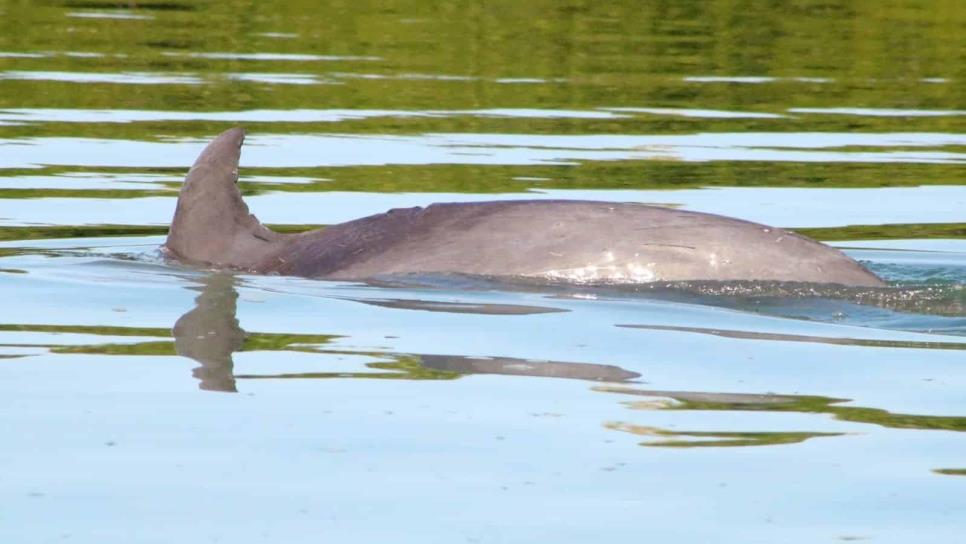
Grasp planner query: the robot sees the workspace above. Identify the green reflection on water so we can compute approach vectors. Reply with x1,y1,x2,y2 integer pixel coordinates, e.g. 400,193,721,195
604,422,842,448
1,222,965,248
933,468,966,476
797,223,966,241
236,356,462,382
0,224,323,243
4,317,964,438
0,323,170,337
2,0,963,225
0,323,337,354
240,332,341,351
0,189,168,199
0,225,168,242
598,386,966,433
2,161,965,202
52,341,176,356
243,162,966,192
0,0,962,114
0,0,961,228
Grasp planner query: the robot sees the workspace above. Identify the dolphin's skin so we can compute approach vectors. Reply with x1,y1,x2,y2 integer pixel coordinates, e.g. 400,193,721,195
163,128,885,287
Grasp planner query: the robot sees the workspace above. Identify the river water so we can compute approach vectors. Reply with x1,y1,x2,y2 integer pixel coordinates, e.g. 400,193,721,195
1,2,964,542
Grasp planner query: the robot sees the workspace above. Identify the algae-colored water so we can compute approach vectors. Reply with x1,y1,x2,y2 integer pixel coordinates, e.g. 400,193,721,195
0,2,964,542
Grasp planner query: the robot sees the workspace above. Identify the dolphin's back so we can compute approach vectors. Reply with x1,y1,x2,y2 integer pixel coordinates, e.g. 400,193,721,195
165,129,884,287
270,200,884,286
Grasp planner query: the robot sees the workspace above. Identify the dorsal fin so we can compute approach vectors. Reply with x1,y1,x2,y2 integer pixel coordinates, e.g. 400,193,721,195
164,128,283,268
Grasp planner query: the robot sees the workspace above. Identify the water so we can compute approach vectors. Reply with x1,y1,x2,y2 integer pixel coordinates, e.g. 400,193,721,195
0,1,964,542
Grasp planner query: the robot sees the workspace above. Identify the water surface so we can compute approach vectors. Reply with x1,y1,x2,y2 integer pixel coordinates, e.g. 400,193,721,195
0,2,964,543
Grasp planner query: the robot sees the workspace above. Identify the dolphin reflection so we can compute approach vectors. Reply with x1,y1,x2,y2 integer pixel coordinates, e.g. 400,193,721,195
171,273,640,392
172,274,244,392
420,355,639,381
168,276,965,448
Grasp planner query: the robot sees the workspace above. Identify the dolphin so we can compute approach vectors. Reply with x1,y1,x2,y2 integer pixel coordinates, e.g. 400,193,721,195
162,128,885,287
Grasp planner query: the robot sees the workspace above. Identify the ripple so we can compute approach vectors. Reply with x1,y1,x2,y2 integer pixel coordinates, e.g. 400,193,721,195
0,51,116,59
0,108,627,124
163,52,380,62
494,77,556,84
0,71,201,85
599,386,966,433
66,11,154,20
2,187,965,234
332,71,475,81
225,73,334,85
2,133,963,172
604,422,841,448
790,107,966,117
685,76,832,84
606,107,785,119
0,52,47,59
618,324,966,350
685,76,775,83
0,172,179,191
418,354,640,381
439,108,624,119
257,32,299,40
345,297,568,315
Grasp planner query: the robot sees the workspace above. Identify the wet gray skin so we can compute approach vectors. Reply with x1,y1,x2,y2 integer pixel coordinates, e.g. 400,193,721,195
164,128,885,287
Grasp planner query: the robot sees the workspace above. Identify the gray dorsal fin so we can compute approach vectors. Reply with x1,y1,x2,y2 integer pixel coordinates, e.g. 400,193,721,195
164,128,283,268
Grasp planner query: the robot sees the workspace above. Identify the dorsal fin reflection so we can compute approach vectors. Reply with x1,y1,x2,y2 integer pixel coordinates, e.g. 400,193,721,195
172,273,243,392
170,273,639,391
